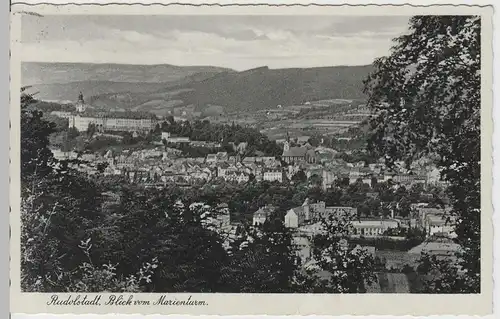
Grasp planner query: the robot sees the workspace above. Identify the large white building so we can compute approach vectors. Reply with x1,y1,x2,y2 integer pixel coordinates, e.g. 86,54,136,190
57,93,157,132
263,169,284,183
350,219,400,236
68,112,156,132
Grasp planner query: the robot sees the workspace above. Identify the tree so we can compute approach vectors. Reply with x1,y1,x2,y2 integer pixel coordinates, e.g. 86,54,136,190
86,123,96,139
20,89,147,292
114,190,228,292
308,173,322,187
122,132,133,145
309,211,377,293
364,16,480,292
20,88,57,187
292,170,307,183
221,216,298,292
67,126,79,140
97,162,109,173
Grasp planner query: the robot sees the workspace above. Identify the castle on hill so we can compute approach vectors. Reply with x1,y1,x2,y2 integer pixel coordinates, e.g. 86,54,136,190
52,92,158,133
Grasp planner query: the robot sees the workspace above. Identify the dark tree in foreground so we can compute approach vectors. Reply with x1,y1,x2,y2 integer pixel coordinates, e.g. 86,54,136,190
364,16,481,292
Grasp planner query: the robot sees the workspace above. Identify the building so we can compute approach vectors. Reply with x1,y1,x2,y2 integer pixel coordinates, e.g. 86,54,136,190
216,152,229,162
253,205,276,226
206,154,218,164
285,198,357,228
263,169,284,183
322,169,336,190
50,111,72,118
416,207,449,229
351,219,400,236
285,207,306,228
167,136,190,144
57,93,155,132
161,132,171,141
285,199,327,228
50,148,78,161
281,140,317,164
69,111,156,132
75,91,89,113
424,214,456,238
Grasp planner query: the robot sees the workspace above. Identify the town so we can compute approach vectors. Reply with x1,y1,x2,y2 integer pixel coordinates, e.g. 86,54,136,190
41,92,459,292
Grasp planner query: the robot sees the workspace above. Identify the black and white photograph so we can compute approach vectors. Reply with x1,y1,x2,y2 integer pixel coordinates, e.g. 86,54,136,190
12,3,491,309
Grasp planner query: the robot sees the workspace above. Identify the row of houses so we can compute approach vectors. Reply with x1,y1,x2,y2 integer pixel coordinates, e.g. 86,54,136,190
250,198,456,240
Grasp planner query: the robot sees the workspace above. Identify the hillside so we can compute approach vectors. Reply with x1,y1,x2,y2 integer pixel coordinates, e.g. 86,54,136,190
23,62,373,115
173,65,373,113
28,81,172,103
22,62,232,84
21,62,232,103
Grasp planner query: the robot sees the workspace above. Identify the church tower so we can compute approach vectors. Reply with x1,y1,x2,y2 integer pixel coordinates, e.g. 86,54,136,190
283,140,290,153
283,131,290,152
76,92,86,113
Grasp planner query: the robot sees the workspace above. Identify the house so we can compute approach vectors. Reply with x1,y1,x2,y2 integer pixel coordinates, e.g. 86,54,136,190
161,132,171,140
416,207,449,229
285,207,306,228
51,111,73,118
216,152,229,162
236,172,250,184
351,219,400,236
50,148,78,161
217,163,229,178
168,136,190,144
253,205,276,226
424,214,456,238
285,198,319,228
263,169,284,183
242,156,256,164
322,170,336,190
206,154,218,164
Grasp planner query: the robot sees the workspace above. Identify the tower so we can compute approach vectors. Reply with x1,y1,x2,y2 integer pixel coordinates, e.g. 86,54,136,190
283,131,290,153
283,140,290,153
302,198,310,221
76,92,86,113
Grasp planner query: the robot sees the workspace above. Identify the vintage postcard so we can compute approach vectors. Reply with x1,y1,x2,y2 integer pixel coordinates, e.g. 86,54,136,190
9,1,494,316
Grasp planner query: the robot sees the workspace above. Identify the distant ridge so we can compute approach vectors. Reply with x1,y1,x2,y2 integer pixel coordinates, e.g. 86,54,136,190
22,62,373,115
22,61,233,85
172,64,373,112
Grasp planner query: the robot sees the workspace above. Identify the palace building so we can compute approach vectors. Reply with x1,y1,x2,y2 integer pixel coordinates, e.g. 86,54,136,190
61,93,158,132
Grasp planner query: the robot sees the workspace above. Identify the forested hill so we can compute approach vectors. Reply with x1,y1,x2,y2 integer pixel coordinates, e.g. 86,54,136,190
173,65,373,113
22,62,233,84
21,62,233,102
22,62,373,114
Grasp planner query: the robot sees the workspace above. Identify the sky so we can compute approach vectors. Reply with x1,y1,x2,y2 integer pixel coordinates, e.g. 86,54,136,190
21,15,411,71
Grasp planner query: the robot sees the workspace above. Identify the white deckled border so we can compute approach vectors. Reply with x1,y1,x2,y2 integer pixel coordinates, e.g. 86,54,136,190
8,0,497,317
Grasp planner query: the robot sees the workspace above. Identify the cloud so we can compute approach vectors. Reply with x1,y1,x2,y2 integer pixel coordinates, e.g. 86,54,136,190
20,15,411,70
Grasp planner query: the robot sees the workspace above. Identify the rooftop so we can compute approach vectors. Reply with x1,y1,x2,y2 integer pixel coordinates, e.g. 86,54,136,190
283,147,307,157
75,110,157,120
